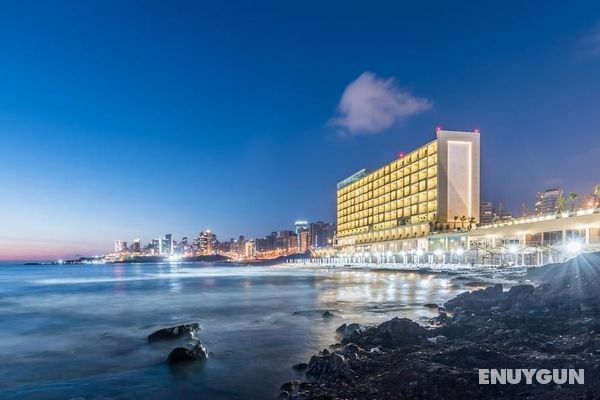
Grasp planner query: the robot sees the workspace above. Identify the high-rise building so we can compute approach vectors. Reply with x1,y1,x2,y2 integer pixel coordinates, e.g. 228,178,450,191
299,230,310,253
335,129,480,247
151,239,160,255
535,189,562,215
114,240,127,253
309,221,336,247
198,230,217,255
244,240,255,259
131,239,141,254
159,233,173,256
294,221,309,251
479,201,493,225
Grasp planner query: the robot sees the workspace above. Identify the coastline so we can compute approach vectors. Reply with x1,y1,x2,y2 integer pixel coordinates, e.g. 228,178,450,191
280,253,600,399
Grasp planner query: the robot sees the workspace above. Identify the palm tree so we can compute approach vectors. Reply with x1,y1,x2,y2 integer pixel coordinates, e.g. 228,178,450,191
567,192,578,212
468,217,476,231
453,216,459,230
556,194,567,214
460,216,467,230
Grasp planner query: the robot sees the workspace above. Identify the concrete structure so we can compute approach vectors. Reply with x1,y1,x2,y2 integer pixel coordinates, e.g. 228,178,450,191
480,201,493,225
335,129,480,250
535,189,562,215
114,240,127,253
309,221,335,248
197,230,217,255
318,129,600,267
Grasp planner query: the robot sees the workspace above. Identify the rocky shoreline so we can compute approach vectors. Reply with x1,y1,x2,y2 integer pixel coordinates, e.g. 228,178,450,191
280,253,600,399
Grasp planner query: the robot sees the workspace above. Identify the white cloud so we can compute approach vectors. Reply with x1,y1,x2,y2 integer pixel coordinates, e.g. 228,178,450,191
330,72,431,136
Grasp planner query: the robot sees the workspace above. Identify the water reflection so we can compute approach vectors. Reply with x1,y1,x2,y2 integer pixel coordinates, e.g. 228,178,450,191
0,263,468,400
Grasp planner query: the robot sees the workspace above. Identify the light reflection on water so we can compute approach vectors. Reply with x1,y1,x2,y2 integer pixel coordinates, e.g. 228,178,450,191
0,263,471,399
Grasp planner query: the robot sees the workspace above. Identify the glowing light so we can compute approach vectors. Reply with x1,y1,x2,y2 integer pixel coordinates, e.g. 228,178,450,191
566,241,582,254
400,251,406,256
455,248,465,256
436,126,442,132
398,152,405,158
415,248,424,257
474,128,480,133
509,245,518,254
433,249,443,256
386,251,392,257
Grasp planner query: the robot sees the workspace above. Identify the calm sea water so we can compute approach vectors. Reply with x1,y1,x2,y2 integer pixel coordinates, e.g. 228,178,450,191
0,262,470,399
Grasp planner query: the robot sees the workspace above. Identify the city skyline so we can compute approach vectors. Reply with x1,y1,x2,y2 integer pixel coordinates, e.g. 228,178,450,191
2,1,600,260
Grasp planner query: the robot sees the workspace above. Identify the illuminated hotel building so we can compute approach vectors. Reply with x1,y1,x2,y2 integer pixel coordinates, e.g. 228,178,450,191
335,129,480,251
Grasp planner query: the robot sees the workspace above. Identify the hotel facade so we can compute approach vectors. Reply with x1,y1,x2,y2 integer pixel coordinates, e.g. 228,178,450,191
326,129,600,266
336,129,479,248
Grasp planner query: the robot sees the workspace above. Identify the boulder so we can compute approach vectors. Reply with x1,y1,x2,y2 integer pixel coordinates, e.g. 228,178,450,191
376,317,427,343
148,323,199,343
306,352,353,380
167,343,208,364
336,323,365,339
507,284,535,298
322,311,335,318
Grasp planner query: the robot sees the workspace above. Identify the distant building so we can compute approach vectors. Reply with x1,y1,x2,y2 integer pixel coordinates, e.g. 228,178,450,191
114,240,127,253
479,202,493,225
299,230,310,253
535,189,562,215
244,240,255,259
160,233,173,256
151,239,160,255
131,239,141,254
198,230,217,255
295,221,309,252
309,221,335,248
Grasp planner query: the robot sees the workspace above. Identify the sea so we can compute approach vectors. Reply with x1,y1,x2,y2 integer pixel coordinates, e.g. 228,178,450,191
0,262,470,399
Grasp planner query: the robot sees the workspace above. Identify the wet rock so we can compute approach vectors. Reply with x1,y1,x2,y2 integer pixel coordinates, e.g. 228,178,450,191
148,323,199,343
322,311,335,318
376,317,427,344
167,343,208,364
427,335,448,344
424,303,439,308
306,352,354,381
336,322,365,339
507,284,534,298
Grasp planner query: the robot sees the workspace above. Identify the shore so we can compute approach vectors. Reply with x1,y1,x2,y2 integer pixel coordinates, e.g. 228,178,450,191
280,253,600,399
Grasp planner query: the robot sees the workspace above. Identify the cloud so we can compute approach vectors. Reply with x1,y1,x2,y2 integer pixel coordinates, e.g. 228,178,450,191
330,72,431,136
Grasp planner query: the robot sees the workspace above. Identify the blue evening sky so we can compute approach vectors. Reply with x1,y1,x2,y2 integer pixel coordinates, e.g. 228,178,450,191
1,1,599,259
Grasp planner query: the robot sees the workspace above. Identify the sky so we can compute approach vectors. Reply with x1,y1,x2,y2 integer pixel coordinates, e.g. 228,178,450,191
1,1,600,260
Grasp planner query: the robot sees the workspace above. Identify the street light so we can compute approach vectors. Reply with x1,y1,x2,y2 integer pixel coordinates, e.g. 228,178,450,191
566,241,582,254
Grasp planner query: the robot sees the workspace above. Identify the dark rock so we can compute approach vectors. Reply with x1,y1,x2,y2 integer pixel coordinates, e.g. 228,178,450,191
337,322,365,339
322,311,335,318
306,352,354,380
376,317,427,344
508,284,535,297
148,323,199,343
167,343,208,364
292,362,308,370
424,303,439,308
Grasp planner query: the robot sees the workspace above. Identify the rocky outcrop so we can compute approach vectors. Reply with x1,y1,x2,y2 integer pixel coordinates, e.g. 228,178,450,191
148,323,199,343
340,317,426,348
167,343,208,364
280,253,600,399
